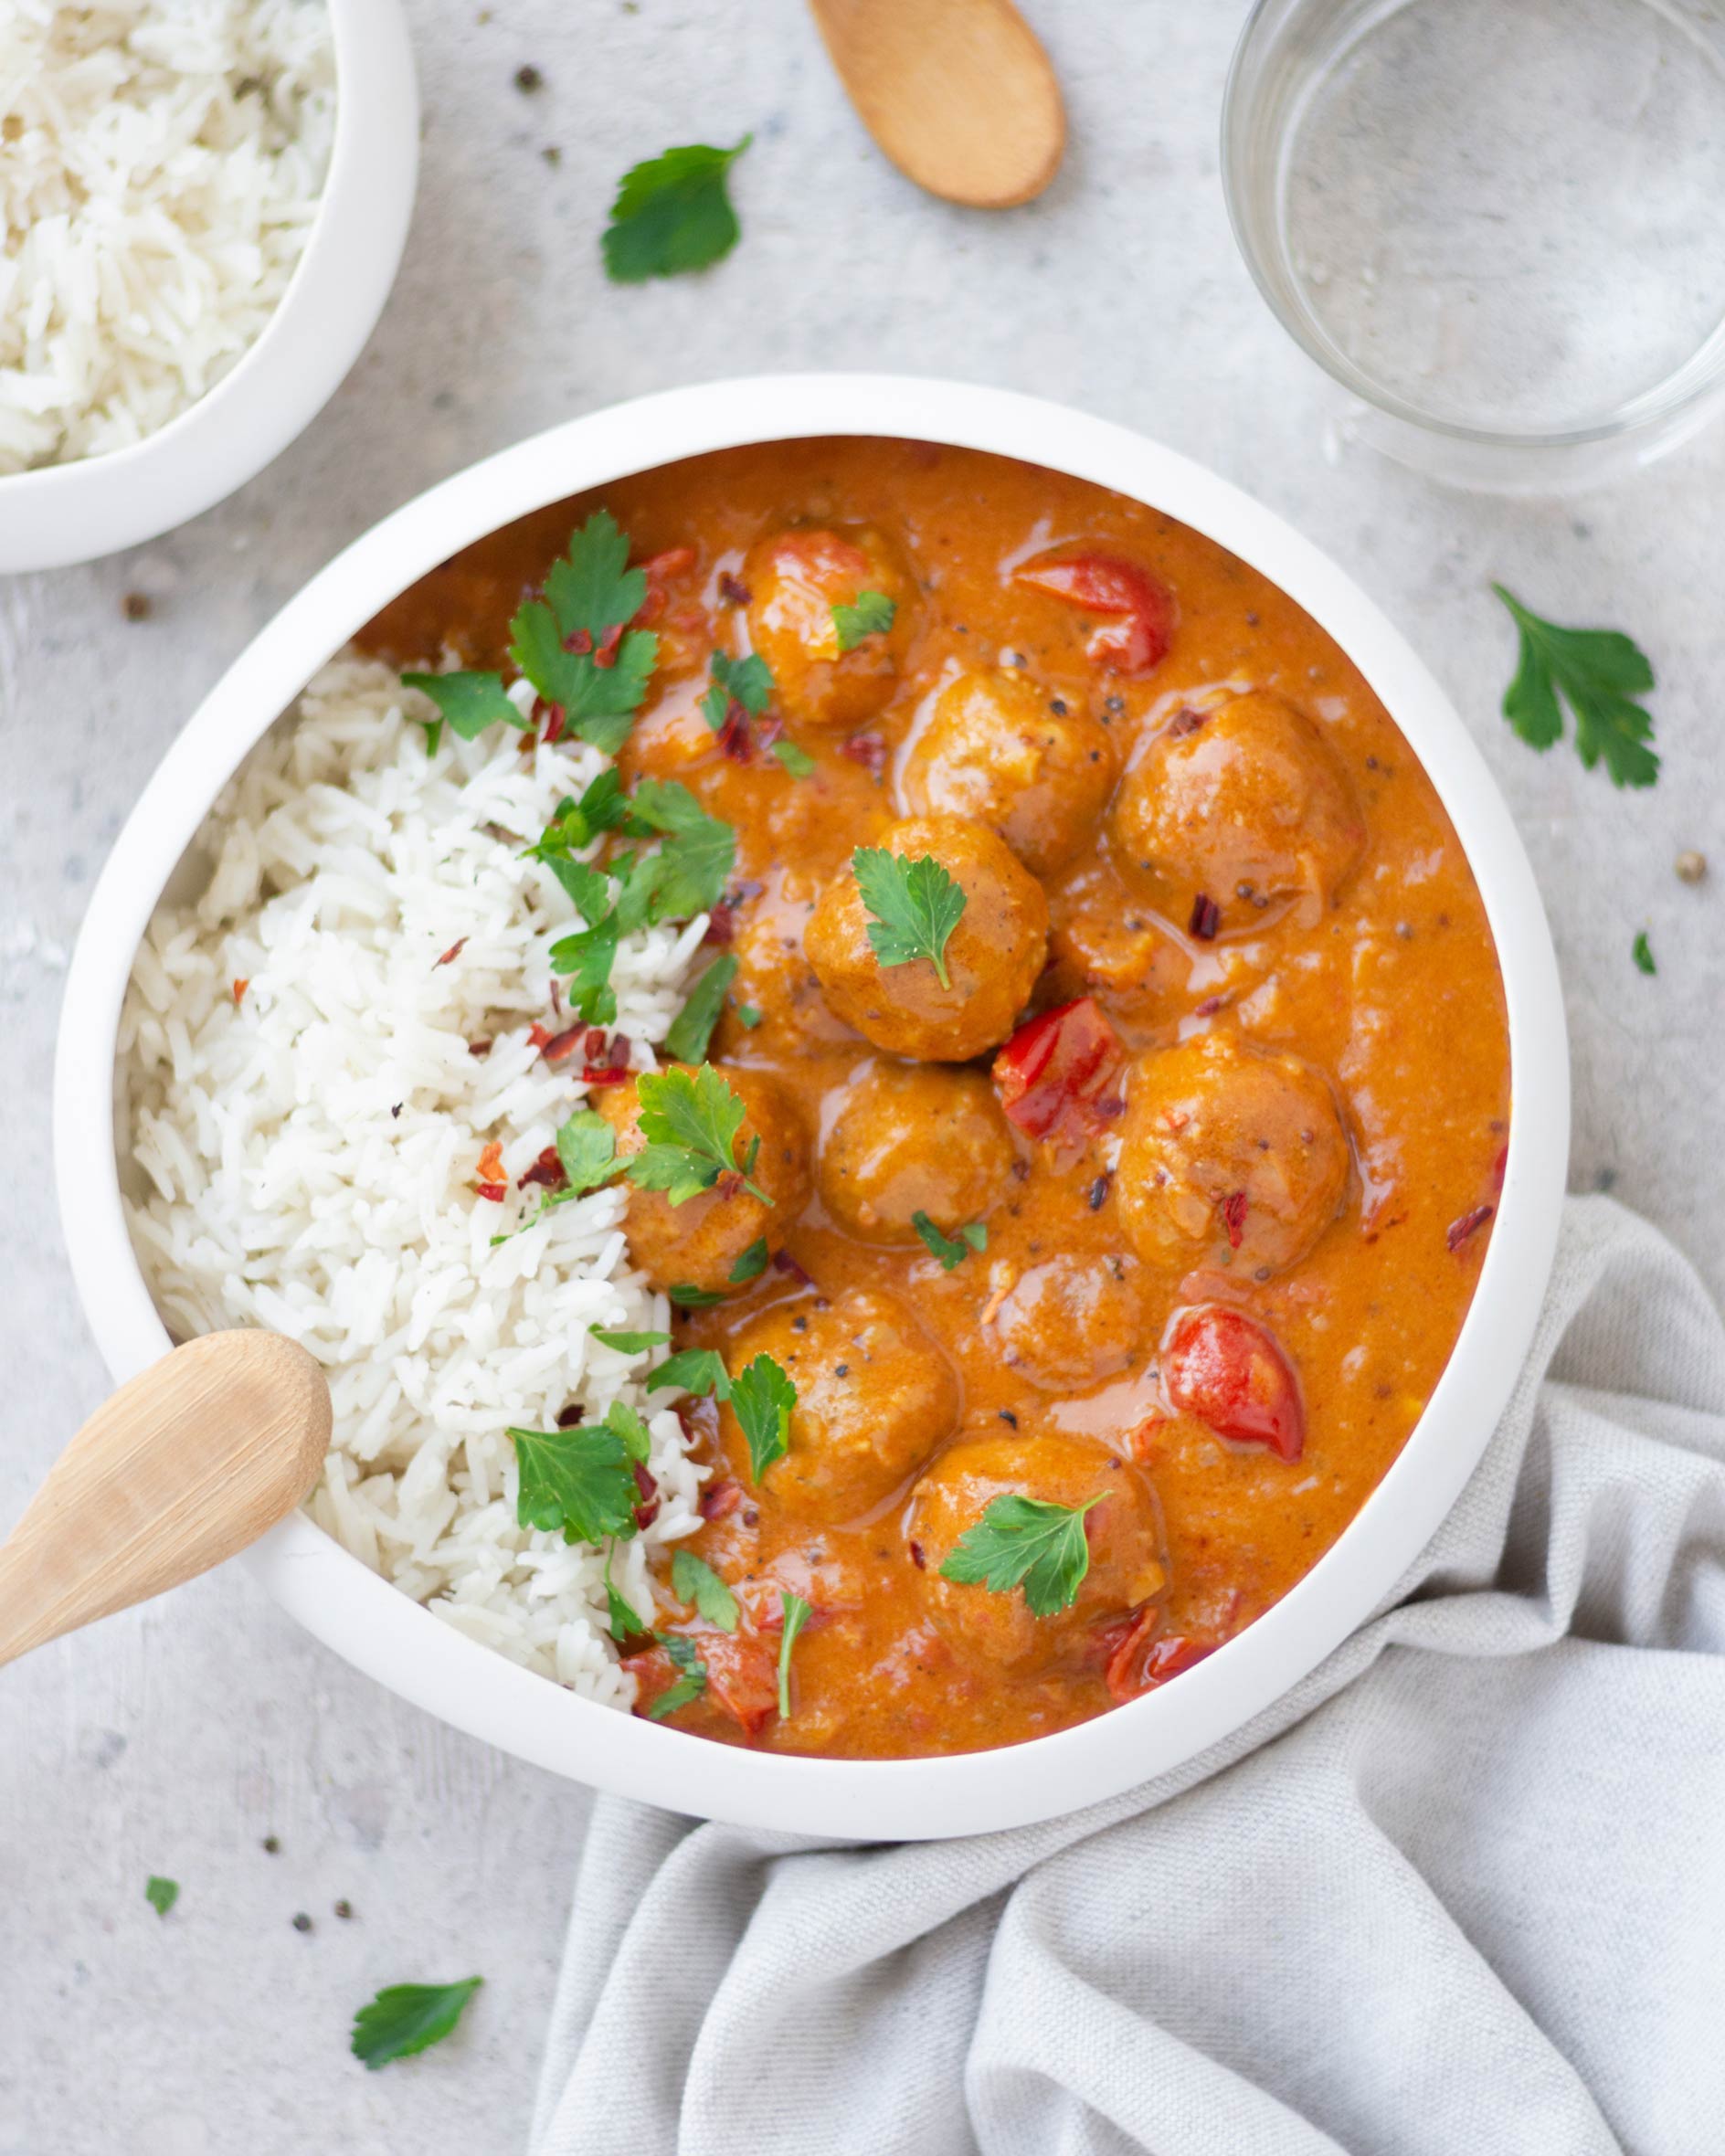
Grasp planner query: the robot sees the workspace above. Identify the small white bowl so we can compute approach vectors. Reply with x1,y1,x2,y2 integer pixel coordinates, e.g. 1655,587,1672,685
0,0,418,575
53,376,1570,1839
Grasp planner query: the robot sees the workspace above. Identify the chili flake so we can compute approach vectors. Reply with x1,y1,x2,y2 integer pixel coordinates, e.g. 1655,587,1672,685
434,938,467,968
1446,1204,1494,1253
475,1140,507,1201
1221,1190,1249,1249
1189,893,1222,941
232,978,249,1006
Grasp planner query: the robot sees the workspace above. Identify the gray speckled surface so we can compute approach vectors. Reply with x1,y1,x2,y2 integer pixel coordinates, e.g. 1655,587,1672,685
2,2,1720,2148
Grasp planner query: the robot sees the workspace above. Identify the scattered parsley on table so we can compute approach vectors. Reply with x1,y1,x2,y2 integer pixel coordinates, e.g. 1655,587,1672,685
1490,585,1659,787
144,1876,179,1918
1632,930,1656,975
351,1978,483,2070
602,138,751,282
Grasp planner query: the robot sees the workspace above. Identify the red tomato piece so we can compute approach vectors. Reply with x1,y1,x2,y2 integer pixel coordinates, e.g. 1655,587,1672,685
992,997,1123,1142
702,1632,780,1740
1099,1609,1216,1705
1013,551,1176,675
1162,1305,1305,1462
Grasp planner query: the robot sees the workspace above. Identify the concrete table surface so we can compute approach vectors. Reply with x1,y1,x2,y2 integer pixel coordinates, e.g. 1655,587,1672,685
2,3,1720,2149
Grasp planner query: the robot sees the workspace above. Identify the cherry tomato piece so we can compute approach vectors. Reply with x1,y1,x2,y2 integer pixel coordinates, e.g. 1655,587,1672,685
1162,1304,1305,1462
992,996,1123,1142
1013,552,1176,676
1099,1610,1216,1705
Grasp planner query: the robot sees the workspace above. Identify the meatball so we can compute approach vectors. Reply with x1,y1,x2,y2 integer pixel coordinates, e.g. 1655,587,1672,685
989,1253,1148,1391
819,1061,1016,1244
805,816,1049,1062
717,892,859,1056
742,523,915,734
899,668,1117,876
1111,691,1365,931
908,1432,1165,1672
598,1065,810,1296
720,1286,958,1522
1115,1031,1350,1280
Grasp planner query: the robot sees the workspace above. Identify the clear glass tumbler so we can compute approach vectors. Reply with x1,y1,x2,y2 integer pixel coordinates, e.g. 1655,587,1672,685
1222,0,1725,491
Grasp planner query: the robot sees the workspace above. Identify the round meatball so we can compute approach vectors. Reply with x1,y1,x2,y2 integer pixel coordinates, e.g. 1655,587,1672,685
819,1061,1016,1244
989,1253,1148,1391
1115,1031,1350,1280
805,817,1049,1062
720,1287,958,1522
1111,691,1365,931
598,1065,810,1297
899,668,1117,876
908,1433,1165,1672
743,523,915,734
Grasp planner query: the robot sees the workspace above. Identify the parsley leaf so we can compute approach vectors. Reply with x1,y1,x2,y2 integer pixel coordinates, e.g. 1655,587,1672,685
144,1876,179,1918
401,669,526,743
669,1282,725,1308
730,1351,796,1481
603,138,751,283
777,1591,811,1717
672,1549,739,1631
510,1421,640,1545
736,1003,763,1030
557,1109,618,1192
770,739,816,778
664,956,739,1065
646,1633,708,1719
509,511,660,755
700,649,775,732
1633,929,1656,976
622,779,737,918
524,773,631,901
646,1348,732,1399
852,847,967,990
911,1212,987,1271
592,1327,672,1354
831,590,896,653
351,1979,482,2071
938,1492,1106,1617
626,1065,768,1206
605,1400,652,1464
603,1552,652,1645
728,1235,769,1284
1491,585,1659,788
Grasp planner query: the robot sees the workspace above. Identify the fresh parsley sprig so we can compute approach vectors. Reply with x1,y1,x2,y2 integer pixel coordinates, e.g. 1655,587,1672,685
603,138,751,284
509,1414,643,1546
852,848,967,989
831,590,896,653
700,650,774,733
351,1980,483,2071
938,1493,1105,1617
624,1064,768,1207
730,1351,797,1481
664,954,739,1062
777,1591,812,1718
912,1212,987,1271
646,1348,732,1399
1491,585,1659,789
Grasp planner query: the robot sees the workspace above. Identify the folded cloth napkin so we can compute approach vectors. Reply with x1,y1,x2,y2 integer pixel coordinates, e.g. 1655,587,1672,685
531,1198,1725,2156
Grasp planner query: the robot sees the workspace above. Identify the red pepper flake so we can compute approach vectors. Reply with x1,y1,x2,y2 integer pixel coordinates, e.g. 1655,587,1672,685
583,1027,608,1059
528,1022,552,1051
1189,893,1222,941
469,1038,493,1059
549,978,563,1019
542,703,567,745
1491,1143,1509,1190
232,978,249,1006
556,1403,585,1428
1167,706,1207,739
700,1479,743,1522
1192,995,1223,1019
519,1146,566,1192
540,1025,583,1065
704,901,737,946
1094,1094,1127,1120
631,546,698,628
631,1461,660,1531
434,938,468,969
581,1063,630,1087
475,1140,507,1200
1446,1204,1494,1253
1221,1190,1249,1250
841,731,887,780
593,622,625,671
772,1249,813,1285
562,629,594,656
715,699,753,762
907,1539,926,1570
608,1034,631,1069
717,571,751,606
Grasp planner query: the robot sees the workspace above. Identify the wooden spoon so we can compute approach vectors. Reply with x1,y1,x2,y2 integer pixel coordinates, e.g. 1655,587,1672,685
0,1331,331,1668
808,0,1066,210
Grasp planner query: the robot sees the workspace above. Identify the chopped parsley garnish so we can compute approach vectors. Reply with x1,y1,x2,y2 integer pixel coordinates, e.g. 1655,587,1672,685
912,1212,987,1271
625,1064,768,1207
603,1554,652,1645
602,137,751,284
144,1876,179,1918
512,510,660,755
938,1492,1106,1617
664,953,739,1062
605,1400,652,1463
621,779,736,917
700,649,774,732
400,670,525,751
1633,929,1656,975
730,1351,796,1481
770,739,816,778
592,1327,672,1354
646,1633,708,1719
736,1003,763,1030
831,590,896,653
509,1420,641,1545
728,1236,769,1284
524,772,630,900
1491,585,1659,788
351,1979,482,2071
777,1591,812,1717
672,1549,739,1631
502,1108,619,1239
852,847,967,989
646,1348,732,1399
669,1282,726,1308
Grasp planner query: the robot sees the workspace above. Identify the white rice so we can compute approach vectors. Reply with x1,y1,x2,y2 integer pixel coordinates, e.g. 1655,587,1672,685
119,656,713,1705
0,0,334,474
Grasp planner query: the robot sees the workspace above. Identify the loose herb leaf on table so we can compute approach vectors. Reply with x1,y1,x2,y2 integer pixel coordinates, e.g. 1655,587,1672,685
144,1876,179,1918
852,848,967,989
939,1493,1106,1617
1491,585,1660,788
624,1064,768,1207
1633,930,1657,976
603,138,751,283
351,1978,483,2070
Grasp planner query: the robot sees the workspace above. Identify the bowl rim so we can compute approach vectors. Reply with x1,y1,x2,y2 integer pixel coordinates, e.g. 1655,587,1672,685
52,374,1570,1840
0,0,419,574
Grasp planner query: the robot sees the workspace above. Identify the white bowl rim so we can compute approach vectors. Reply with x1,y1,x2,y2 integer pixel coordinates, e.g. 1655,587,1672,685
0,0,418,575
52,373,1570,1840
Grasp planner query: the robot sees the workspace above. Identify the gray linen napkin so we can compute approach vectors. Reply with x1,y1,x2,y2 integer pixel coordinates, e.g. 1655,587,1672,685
531,1197,1725,2156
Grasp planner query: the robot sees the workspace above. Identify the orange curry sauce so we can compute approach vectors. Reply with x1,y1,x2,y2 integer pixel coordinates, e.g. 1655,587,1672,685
364,439,1510,1760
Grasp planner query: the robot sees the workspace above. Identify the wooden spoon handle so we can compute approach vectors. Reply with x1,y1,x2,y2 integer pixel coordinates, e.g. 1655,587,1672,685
0,1331,331,1668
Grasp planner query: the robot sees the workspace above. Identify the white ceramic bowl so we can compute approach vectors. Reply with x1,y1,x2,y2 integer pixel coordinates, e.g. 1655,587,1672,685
0,0,418,575
53,375,1569,1839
